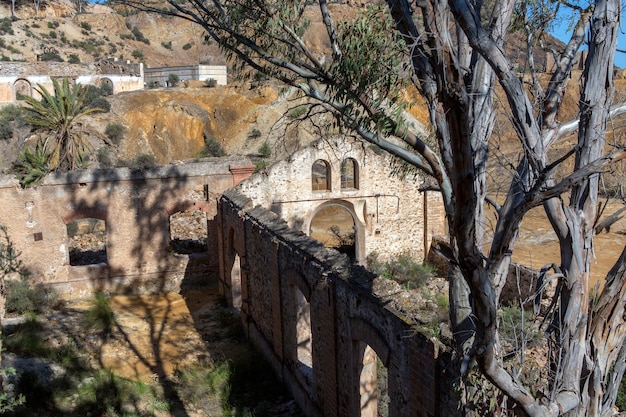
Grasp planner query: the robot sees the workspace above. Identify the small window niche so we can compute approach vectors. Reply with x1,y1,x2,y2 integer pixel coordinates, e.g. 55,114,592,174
169,209,208,254
67,218,107,266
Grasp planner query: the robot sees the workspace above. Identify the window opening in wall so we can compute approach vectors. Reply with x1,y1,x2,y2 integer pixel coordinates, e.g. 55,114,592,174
295,286,312,376
341,158,359,189
14,79,32,100
312,159,331,191
67,218,107,266
310,205,355,259
169,210,208,254
358,344,389,417
231,253,242,309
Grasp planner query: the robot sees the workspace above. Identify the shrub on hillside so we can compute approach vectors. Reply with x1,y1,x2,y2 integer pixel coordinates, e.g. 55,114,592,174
367,251,436,290
203,135,225,157
168,73,179,87
104,123,125,145
68,54,80,64
6,275,58,315
0,18,14,35
40,52,63,62
131,27,150,44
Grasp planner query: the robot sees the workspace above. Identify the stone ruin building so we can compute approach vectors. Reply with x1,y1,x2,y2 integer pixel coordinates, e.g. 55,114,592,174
0,138,455,416
0,60,144,104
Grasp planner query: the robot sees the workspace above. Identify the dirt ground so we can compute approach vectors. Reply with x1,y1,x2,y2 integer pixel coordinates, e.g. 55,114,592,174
66,281,244,384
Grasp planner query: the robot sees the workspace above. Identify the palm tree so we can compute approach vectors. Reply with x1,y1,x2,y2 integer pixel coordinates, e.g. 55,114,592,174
22,78,100,171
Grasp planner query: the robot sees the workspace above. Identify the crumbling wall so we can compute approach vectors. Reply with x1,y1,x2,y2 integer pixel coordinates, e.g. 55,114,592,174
0,158,254,298
218,188,449,417
237,137,447,264
0,61,143,104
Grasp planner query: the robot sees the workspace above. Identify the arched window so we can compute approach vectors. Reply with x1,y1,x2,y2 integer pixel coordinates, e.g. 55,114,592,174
14,79,32,100
312,159,331,191
341,158,359,190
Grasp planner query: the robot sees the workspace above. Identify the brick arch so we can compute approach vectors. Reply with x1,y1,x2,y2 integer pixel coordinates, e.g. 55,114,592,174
349,317,390,366
62,208,108,224
285,267,312,301
306,199,366,264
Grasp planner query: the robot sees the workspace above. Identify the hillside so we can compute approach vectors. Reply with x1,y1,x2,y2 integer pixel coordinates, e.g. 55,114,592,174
2,0,626,181
0,0,224,67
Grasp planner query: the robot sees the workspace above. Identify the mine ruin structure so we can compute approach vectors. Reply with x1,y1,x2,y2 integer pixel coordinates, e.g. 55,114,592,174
237,138,446,264
0,158,255,297
0,60,144,104
218,138,449,416
0,139,450,416
217,188,449,417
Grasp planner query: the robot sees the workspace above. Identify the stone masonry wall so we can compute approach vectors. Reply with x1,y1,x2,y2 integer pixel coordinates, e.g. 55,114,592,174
218,188,448,417
237,137,447,264
0,158,254,298
0,61,144,103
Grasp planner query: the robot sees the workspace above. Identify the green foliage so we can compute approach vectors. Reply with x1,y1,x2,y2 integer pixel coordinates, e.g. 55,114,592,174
161,40,172,49
30,23,40,29
257,141,271,158
131,26,150,44
84,292,116,337
5,275,57,315
182,42,192,50
67,53,80,64
0,368,25,413
174,360,231,405
22,78,100,171
80,21,91,31
104,122,125,144
287,105,307,119
96,147,114,168
47,21,59,29
248,128,262,140
131,49,143,59
367,251,436,290
203,135,225,157
48,30,57,39
40,52,63,62
0,105,23,140
204,78,217,87
0,18,14,35
498,306,540,348
168,73,179,87
13,145,51,188
120,153,157,170
0,121,12,140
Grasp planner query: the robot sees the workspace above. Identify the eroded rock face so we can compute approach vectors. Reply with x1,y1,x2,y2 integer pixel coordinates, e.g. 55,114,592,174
112,86,278,164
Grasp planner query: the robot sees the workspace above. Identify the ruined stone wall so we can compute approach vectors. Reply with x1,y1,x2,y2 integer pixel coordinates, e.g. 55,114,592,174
0,158,254,298
237,137,447,263
0,61,143,103
218,189,447,417
144,65,227,87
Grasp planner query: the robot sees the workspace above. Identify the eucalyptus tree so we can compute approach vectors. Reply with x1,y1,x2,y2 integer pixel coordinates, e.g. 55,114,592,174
22,78,100,171
113,0,626,415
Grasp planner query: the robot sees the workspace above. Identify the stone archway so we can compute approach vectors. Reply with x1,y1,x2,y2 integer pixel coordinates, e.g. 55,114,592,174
97,77,114,95
14,78,32,100
308,200,365,263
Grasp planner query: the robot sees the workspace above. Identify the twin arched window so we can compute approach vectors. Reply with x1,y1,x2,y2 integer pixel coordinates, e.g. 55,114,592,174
311,158,359,191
